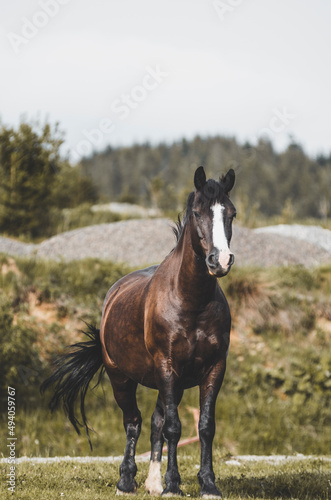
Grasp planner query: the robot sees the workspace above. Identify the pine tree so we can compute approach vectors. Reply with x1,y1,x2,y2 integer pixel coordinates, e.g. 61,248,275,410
0,121,98,239
0,122,62,238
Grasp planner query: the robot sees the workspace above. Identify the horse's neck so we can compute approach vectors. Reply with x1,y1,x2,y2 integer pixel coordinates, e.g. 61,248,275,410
173,223,217,306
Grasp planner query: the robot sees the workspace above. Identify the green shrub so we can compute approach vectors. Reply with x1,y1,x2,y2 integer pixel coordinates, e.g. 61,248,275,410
54,204,128,234
0,299,46,409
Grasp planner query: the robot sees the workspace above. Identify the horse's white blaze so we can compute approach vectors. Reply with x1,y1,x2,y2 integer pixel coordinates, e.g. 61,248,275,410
145,460,163,495
211,204,231,268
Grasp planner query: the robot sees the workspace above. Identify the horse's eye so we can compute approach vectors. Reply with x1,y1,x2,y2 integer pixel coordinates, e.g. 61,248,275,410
193,211,201,219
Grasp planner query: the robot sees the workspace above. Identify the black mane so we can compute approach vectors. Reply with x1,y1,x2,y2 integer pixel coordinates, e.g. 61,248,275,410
172,191,194,243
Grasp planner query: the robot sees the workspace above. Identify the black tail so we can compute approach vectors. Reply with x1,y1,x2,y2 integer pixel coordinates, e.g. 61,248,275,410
40,324,104,449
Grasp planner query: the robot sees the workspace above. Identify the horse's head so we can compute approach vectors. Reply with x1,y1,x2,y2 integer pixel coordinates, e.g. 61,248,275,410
190,166,236,277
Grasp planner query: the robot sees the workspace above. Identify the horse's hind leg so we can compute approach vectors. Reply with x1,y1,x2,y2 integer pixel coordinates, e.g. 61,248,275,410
145,394,164,495
110,376,142,494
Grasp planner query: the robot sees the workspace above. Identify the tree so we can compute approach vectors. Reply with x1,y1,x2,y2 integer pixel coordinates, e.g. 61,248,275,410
0,122,62,238
0,121,98,238
51,161,98,209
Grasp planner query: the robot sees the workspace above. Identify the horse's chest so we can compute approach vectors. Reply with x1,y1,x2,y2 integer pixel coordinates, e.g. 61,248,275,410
192,327,223,358
147,298,230,368
184,305,230,359
172,325,224,366
172,327,227,387
195,327,219,349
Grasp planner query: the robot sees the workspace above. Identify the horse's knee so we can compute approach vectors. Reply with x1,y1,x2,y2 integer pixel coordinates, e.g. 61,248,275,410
125,423,141,444
199,415,215,442
151,408,164,436
163,406,181,442
124,410,142,436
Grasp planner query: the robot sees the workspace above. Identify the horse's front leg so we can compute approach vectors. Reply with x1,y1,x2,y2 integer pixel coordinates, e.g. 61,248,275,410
198,361,226,498
155,365,183,496
145,394,165,496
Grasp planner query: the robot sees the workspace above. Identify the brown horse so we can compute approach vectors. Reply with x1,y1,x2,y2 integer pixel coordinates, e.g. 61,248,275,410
41,166,236,497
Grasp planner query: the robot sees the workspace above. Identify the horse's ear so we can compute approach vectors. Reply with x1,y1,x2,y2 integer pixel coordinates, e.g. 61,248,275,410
194,166,206,191
221,168,235,195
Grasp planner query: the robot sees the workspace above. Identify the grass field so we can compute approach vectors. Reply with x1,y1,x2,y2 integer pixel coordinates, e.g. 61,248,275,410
0,255,330,499
0,257,330,457
1,455,330,499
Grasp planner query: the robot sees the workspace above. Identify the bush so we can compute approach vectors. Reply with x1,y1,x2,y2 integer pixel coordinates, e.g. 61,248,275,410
0,299,46,409
54,204,127,235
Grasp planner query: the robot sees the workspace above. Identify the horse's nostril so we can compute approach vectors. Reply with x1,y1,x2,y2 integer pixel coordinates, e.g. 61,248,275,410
228,254,234,266
206,250,217,268
206,255,215,267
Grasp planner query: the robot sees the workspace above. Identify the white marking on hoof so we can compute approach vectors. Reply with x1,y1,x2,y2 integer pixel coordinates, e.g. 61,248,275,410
145,460,163,496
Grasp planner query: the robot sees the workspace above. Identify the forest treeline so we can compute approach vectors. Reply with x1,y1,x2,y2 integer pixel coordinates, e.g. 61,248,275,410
81,136,331,219
0,121,330,239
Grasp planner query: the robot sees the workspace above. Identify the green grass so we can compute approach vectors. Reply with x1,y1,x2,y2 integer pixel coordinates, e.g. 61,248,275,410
0,257,330,460
1,456,330,499
5,373,329,458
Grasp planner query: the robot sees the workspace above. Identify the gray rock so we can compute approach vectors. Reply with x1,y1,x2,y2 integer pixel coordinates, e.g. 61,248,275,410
1,220,330,268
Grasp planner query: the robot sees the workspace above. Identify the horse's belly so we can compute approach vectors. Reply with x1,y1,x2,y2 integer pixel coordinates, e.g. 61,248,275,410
102,317,157,387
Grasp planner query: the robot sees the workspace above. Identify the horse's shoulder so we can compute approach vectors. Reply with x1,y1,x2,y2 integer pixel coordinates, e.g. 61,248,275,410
102,265,158,312
115,265,159,288
137,265,159,277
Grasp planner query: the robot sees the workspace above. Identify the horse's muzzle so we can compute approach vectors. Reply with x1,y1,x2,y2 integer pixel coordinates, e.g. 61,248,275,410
206,248,234,277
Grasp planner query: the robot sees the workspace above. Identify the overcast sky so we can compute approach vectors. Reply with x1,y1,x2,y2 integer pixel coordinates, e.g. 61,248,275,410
1,0,330,161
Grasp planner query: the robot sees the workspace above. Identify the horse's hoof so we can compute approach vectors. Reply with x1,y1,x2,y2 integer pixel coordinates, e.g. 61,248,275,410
146,482,163,496
162,494,183,498
200,486,222,498
146,485,163,496
116,487,137,495
162,487,184,497
116,479,137,495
